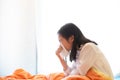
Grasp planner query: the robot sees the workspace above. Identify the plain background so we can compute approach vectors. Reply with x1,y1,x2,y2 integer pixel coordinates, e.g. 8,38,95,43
0,0,120,76
0,0,37,76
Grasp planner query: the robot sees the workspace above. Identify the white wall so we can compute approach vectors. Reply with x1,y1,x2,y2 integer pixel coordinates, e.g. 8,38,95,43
0,0,37,76
36,0,120,76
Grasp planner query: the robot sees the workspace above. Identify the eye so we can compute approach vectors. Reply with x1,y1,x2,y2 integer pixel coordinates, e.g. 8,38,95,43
59,38,61,41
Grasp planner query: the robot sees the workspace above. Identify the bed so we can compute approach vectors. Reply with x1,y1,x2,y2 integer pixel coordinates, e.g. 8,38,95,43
0,68,115,80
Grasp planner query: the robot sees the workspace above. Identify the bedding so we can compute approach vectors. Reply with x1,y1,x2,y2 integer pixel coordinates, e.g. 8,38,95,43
0,68,113,80
0,69,47,80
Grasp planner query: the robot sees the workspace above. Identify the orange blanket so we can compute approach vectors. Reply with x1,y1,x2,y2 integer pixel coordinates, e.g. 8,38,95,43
0,68,112,80
0,69,47,80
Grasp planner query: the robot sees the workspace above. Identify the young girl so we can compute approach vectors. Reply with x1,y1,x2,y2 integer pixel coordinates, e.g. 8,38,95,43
56,23,114,80
0,23,114,80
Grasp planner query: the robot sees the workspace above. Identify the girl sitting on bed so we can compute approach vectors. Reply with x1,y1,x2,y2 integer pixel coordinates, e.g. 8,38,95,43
56,23,114,80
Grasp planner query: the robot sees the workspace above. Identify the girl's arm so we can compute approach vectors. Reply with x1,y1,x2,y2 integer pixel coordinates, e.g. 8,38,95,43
56,46,68,71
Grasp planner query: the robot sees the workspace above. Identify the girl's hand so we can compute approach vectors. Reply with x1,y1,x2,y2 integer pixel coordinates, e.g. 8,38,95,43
56,45,63,57
56,45,69,72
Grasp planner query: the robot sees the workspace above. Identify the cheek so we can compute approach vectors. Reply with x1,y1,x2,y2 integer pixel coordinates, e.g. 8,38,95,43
68,44,72,50
65,42,72,51
61,38,72,50
67,40,73,49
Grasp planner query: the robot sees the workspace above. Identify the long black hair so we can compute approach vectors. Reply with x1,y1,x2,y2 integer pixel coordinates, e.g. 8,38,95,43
58,23,97,62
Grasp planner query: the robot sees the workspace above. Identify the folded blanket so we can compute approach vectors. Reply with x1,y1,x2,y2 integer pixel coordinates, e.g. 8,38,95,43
0,68,113,80
0,68,47,80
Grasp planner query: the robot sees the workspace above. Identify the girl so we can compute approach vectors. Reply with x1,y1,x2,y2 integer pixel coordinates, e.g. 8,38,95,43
56,23,114,80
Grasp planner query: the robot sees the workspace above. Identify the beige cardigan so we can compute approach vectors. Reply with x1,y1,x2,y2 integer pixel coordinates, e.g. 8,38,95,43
64,43,113,79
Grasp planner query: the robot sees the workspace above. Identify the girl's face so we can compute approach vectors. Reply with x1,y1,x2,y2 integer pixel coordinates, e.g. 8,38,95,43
58,34,74,51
